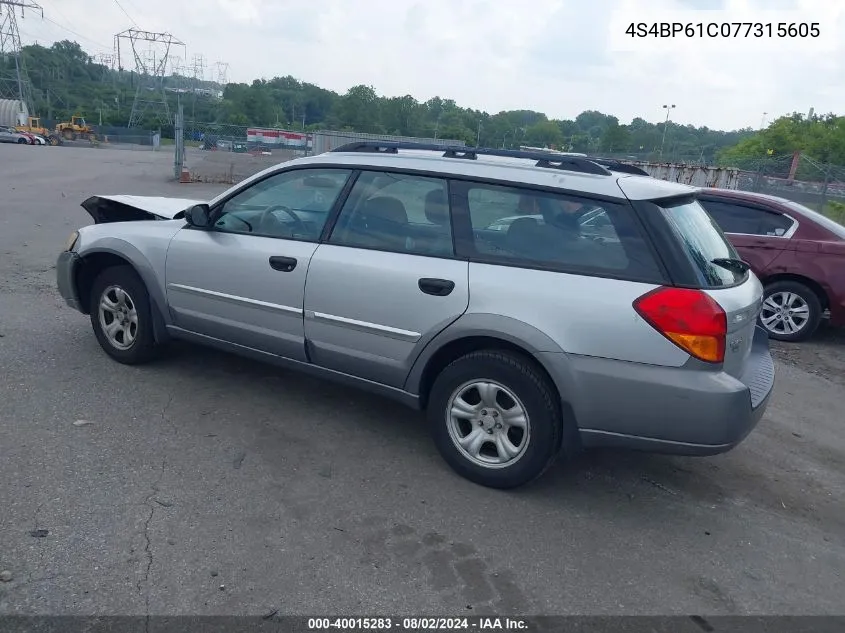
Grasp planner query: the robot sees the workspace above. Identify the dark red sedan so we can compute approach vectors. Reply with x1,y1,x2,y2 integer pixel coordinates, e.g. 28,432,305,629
697,189,845,341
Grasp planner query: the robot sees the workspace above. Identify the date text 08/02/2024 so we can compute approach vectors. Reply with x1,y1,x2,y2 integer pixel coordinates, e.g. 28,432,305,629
306,617,529,630
625,22,820,38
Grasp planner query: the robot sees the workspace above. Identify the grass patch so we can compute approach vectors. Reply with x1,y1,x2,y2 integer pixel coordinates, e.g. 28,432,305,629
825,201,845,224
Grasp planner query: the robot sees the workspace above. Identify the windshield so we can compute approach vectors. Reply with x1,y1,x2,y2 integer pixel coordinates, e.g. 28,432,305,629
660,198,747,287
781,200,845,240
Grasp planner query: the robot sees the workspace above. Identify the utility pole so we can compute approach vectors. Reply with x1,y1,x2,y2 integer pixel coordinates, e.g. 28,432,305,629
659,104,675,162
476,120,482,146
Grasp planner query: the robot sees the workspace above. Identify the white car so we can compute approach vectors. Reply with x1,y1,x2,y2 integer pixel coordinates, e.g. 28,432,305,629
0,126,30,144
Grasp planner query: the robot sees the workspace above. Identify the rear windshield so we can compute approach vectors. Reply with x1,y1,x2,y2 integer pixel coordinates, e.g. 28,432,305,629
659,198,747,288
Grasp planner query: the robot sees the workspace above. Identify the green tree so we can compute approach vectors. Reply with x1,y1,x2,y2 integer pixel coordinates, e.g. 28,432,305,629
4,36,760,163
600,123,631,152
524,120,563,147
717,113,845,166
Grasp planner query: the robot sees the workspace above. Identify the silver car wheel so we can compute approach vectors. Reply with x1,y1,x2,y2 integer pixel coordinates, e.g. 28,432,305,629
761,291,810,336
98,285,139,350
446,380,531,469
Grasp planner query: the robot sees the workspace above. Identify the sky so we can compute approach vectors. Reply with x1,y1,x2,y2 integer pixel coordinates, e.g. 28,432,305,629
13,0,845,131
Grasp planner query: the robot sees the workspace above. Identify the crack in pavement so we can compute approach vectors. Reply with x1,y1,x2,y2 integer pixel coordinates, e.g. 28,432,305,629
161,393,177,436
28,503,45,584
139,458,167,632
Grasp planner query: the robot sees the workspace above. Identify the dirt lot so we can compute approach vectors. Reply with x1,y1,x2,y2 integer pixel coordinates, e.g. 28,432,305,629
184,147,301,183
0,144,843,618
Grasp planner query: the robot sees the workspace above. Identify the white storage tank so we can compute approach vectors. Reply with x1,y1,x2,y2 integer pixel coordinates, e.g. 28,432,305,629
0,99,29,128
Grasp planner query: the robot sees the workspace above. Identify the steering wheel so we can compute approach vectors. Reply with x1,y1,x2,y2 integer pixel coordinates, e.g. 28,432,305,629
258,204,308,236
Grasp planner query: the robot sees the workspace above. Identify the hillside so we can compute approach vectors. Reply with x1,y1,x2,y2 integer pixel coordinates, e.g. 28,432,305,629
2,39,758,162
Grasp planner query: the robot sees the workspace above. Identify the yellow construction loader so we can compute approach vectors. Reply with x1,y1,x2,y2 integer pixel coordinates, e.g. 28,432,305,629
55,115,97,142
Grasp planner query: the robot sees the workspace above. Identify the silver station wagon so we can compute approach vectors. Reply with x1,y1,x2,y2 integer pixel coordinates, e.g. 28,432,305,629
56,142,775,489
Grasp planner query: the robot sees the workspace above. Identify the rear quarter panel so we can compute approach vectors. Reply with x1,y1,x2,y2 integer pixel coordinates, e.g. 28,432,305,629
727,235,788,277
703,274,763,379
764,241,845,324
463,263,690,366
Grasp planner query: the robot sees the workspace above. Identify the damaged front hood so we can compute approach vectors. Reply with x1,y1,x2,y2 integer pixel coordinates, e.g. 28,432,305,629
81,194,206,224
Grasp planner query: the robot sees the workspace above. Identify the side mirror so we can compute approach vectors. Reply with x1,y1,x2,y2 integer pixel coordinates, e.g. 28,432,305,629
185,204,211,228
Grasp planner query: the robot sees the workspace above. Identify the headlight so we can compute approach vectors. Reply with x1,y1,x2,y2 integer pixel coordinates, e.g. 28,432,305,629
65,230,79,251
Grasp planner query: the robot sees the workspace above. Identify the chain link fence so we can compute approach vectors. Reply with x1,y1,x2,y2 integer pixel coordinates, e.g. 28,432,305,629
596,149,713,165
167,124,845,226
176,122,465,184
728,153,845,223
97,127,162,149
177,122,306,184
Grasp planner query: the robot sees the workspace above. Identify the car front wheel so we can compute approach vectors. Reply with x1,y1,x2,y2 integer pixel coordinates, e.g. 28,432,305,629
89,266,157,364
760,280,823,342
427,350,564,489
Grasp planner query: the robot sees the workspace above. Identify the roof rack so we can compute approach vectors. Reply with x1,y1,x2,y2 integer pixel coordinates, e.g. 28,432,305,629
330,141,613,176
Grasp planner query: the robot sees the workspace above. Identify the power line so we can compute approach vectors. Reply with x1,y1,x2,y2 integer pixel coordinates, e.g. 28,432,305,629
112,0,136,26
120,0,143,18
39,0,81,35
40,15,111,50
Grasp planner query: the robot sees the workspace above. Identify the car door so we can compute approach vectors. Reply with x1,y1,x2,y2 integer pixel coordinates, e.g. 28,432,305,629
698,197,794,277
164,167,354,362
303,170,470,387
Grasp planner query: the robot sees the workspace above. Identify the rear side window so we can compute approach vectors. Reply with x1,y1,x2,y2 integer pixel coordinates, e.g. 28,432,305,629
457,182,664,282
700,199,794,236
659,198,747,287
329,171,454,257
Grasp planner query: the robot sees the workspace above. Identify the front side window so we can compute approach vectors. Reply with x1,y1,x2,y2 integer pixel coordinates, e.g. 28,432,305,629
329,171,454,257
461,182,663,281
213,168,353,241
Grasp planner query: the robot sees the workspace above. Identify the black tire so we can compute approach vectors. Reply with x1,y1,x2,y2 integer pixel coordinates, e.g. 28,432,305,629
16,137,27,144
89,265,157,364
427,350,564,489
760,280,823,342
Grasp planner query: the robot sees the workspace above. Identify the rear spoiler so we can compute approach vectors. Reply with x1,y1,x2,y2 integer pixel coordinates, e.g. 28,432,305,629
588,159,650,176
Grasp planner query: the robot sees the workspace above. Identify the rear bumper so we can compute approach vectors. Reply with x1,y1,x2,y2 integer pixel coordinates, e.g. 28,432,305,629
548,325,775,456
56,251,83,312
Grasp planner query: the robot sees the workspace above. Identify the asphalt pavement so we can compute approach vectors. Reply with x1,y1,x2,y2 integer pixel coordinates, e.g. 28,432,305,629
1,144,843,617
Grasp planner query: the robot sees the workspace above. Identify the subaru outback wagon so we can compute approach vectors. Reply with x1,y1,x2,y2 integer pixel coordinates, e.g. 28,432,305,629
56,143,775,489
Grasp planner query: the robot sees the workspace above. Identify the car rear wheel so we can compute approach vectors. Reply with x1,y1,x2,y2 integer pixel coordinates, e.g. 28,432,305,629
427,350,564,489
760,280,823,342
16,138,26,144
89,266,157,364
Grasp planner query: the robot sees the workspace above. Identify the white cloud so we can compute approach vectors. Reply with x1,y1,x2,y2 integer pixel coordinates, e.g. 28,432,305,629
18,0,845,130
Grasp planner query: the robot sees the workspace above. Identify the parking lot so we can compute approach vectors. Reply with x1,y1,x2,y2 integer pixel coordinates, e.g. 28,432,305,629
0,144,843,616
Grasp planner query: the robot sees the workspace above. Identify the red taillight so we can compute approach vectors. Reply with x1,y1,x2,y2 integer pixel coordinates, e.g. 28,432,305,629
633,286,727,363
